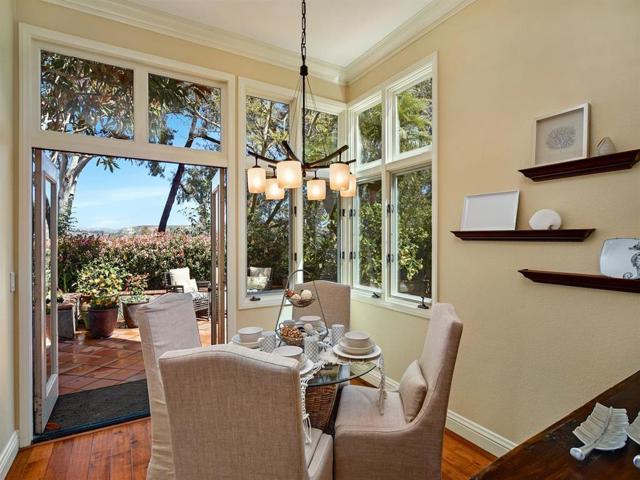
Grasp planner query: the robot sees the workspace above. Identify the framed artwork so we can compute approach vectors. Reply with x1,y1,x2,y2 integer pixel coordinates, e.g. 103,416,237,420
533,103,590,166
460,191,520,231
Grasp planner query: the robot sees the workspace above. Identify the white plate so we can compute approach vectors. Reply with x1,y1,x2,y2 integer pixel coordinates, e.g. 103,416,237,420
299,359,315,376
333,344,381,360
600,238,640,279
231,334,262,349
339,339,375,355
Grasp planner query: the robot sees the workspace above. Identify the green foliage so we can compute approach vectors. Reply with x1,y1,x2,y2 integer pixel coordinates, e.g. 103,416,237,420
59,233,211,292
76,259,125,309
122,273,149,304
397,79,433,153
357,181,383,288
397,169,432,296
303,109,338,162
358,104,382,163
303,191,339,281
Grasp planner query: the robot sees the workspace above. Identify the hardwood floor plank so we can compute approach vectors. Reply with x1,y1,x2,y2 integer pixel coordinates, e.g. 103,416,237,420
42,439,74,480
87,429,112,479
109,425,133,480
7,417,495,480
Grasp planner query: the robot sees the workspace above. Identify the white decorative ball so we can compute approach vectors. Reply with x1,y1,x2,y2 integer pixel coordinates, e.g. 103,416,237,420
529,209,562,230
291,293,301,301
300,290,313,301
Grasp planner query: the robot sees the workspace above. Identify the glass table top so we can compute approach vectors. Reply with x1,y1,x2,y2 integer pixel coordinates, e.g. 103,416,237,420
307,362,376,388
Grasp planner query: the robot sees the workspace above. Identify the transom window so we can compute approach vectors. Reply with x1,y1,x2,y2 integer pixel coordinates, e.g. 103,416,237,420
395,78,433,156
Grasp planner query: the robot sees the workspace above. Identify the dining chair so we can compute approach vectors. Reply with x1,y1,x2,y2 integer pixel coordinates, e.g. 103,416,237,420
293,280,350,329
135,293,202,480
333,303,463,480
158,344,333,480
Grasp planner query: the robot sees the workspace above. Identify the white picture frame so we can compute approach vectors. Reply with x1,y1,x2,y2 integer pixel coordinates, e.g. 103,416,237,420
460,191,520,231
533,103,590,167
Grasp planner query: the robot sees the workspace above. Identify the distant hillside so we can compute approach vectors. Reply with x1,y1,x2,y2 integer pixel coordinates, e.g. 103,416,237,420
74,225,189,236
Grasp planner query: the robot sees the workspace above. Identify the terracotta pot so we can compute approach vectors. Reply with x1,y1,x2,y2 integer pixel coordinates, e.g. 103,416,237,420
87,307,119,338
122,301,148,328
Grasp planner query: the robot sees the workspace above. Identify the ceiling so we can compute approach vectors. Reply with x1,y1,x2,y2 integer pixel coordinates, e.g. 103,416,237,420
127,0,433,67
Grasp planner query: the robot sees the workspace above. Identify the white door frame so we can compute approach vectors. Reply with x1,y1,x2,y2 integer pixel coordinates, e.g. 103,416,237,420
18,23,238,446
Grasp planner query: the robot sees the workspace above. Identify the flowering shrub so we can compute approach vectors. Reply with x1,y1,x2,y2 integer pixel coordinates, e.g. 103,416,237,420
123,273,149,304
76,259,125,309
59,232,211,292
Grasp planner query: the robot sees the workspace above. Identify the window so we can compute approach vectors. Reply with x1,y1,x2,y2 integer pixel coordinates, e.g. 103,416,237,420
40,50,134,139
148,73,222,151
357,103,382,164
395,78,432,155
245,95,291,293
348,59,435,310
392,168,432,299
303,109,340,281
354,179,382,290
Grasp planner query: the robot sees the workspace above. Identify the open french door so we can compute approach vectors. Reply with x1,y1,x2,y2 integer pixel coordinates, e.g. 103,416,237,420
211,169,227,344
33,151,60,434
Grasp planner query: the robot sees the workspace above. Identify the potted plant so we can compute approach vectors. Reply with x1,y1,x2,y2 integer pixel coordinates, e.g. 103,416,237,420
77,259,124,338
121,273,149,328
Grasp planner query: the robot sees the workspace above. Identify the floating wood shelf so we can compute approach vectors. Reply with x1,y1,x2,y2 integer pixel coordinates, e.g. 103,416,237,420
519,149,640,181
519,269,640,293
451,229,595,242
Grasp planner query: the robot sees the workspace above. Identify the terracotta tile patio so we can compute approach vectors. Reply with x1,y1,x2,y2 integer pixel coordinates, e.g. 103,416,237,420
58,321,212,395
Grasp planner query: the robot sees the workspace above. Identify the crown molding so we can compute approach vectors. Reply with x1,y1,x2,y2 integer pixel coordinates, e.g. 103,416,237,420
42,0,347,84
43,0,477,86
344,0,477,83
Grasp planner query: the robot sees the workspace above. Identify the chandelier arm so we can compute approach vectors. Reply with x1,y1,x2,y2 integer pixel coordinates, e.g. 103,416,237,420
305,145,350,167
282,140,302,163
247,150,281,165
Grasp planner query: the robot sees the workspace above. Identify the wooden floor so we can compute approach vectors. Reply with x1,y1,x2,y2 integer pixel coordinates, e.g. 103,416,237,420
7,418,495,480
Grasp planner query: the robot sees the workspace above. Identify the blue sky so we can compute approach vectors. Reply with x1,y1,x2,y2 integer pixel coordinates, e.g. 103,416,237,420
73,159,195,230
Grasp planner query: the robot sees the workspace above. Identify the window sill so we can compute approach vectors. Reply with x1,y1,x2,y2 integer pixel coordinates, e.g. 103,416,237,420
351,290,431,319
238,292,283,310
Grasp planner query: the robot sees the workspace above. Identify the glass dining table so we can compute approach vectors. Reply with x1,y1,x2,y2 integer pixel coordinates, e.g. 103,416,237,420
307,361,377,387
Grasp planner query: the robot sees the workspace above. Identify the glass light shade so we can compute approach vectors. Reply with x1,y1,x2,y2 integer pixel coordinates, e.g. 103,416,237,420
307,178,326,201
247,166,266,193
276,160,303,189
265,178,285,200
329,163,350,191
340,174,357,197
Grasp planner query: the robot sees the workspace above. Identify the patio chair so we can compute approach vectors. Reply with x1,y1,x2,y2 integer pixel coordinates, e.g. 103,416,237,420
134,293,202,480
158,344,333,480
164,267,210,318
247,266,272,292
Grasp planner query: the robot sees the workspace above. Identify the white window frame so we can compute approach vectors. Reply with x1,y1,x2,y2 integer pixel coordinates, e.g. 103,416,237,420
350,94,383,172
347,53,437,317
236,78,348,309
19,24,237,447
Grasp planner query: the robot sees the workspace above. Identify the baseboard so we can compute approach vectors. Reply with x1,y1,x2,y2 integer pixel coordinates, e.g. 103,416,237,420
445,410,517,457
0,431,19,480
357,369,516,458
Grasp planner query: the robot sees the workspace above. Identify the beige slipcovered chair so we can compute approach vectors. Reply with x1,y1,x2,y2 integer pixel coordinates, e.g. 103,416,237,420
158,344,333,480
334,303,463,480
134,293,201,480
293,280,350,329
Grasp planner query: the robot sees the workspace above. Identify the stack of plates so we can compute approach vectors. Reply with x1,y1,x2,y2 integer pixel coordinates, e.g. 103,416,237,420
333,341,381,360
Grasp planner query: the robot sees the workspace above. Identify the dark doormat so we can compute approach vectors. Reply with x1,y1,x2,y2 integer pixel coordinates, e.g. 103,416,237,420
34,379,150,443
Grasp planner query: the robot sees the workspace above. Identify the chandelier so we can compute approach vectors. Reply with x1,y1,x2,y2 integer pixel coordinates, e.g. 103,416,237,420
246,0,356,201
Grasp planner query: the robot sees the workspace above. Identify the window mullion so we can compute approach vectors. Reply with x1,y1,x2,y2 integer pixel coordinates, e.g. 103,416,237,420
133,66,148,146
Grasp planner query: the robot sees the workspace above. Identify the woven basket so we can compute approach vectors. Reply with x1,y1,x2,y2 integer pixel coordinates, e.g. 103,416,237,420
287,297,315,308
305,384,338,431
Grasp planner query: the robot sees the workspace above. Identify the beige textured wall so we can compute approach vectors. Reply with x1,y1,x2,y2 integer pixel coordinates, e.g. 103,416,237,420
348,0,640,443
15,0,346,102
0,0,16,455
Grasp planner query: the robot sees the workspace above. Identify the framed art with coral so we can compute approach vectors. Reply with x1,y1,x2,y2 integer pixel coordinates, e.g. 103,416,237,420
533,103,589,166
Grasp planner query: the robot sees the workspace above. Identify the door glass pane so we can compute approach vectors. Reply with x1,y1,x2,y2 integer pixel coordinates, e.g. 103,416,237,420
40,51,134,139
358,103,382,164
245,96,291,293
356,179,382,289
303,188,339,281
149,74,222,151
396,78,433,154
44,179,54,380
395,168,432,298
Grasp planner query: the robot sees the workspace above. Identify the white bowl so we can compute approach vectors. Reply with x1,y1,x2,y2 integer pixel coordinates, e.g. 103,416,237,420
343,331,372,348
238,326,263,343
339,339,375,355
273,345,303,363
299,315,322,327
